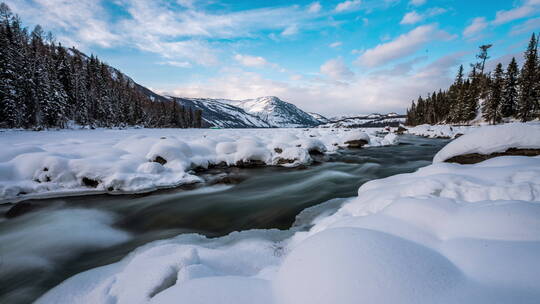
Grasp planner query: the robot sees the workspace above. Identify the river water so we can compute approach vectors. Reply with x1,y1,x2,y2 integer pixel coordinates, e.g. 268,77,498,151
0,135,448,303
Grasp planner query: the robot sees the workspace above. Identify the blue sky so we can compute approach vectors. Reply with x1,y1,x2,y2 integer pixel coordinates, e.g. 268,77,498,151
6,0,540,116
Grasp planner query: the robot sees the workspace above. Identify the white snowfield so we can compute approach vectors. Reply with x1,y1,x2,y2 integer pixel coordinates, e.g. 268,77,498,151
406,123,474,138
0,128,396,202
433,123,540,162
37,154,540,304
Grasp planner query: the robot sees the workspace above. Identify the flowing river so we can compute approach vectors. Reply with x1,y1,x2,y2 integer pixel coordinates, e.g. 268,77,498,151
0,135,448,303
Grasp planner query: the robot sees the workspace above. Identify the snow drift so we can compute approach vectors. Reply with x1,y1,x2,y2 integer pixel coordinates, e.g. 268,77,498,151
433,123,540,163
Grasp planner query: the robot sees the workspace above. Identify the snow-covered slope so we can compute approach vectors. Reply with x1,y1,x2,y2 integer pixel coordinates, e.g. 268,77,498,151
225,96,321,128
172,97,271,128
433,123,540,162
320,113,406,128
308,112,329,123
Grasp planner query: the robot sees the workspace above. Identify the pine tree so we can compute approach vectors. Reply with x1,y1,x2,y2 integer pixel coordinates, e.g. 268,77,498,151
464,68,480,122
482,63,503,124
0,4,17,127
500,57,519,118
517,33,538,121
473,44,492,75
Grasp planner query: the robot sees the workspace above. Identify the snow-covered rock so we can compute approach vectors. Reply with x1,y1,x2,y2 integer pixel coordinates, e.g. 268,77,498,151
342,130,370,147
433,123,540,163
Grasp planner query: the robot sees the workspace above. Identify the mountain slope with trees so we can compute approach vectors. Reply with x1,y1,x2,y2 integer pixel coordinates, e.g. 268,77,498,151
406,34,539,126
0,3,202,129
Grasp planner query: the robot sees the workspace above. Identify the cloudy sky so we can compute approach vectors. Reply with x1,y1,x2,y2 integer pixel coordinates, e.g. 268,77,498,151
6,0,540,116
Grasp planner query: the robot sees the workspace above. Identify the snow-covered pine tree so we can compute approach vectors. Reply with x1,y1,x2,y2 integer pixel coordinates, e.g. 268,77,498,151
536,33,540,120
463,68,480,122
0,4,17,127
500,57,519,118
517,33,538,121
448,65,464,123
482,63,503,124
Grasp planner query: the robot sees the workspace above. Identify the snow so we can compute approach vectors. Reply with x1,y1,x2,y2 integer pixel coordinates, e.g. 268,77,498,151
433,123,540,163
0,127,397,202
225,96,321,128
406,124,474,138
342,129,370,143
37,128,540,303
182,96,320,128
319,113,406,128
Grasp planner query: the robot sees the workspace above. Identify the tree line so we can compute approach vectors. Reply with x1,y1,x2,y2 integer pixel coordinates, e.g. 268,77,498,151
406,33,539,126
0,3,203,129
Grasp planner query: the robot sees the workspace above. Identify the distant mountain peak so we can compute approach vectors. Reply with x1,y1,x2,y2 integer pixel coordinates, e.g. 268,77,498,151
227,96,321,128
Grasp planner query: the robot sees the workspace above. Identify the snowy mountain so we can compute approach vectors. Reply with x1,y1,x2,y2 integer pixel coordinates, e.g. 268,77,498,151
171,97,271,128
320,113,406,128
308,112,330,123
224,96,321,127
161,96,322,128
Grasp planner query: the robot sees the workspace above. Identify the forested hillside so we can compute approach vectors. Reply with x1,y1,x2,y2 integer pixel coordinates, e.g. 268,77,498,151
406,34,539,125
0,3,202,129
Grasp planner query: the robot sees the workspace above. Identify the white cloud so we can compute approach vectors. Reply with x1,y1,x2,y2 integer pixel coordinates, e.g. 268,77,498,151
307,2,322,13
136,38,219,66
492,4,537,25
409,0,427,6
7,0,120,48
281,24,299,36
356,24,452,67
463,17,488,37
400,11,423,24
320,57,355,80
234,54,269,67
400,8,446,25
233,54,285,72
176,0,197,8
511,17,540,35
329,41,343,48
335,0,362,13
10,0,324,66
160,61,192,68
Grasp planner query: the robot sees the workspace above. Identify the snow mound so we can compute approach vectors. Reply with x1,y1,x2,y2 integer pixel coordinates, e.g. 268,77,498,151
342,129,370,144
275,227,462,304
406,124,473,138
434,123,540,163
37,154,540,304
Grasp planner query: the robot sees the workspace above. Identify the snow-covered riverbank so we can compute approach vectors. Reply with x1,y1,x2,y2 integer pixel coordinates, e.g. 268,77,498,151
405,121,540,139
34,123,540,304
0,128,397,202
